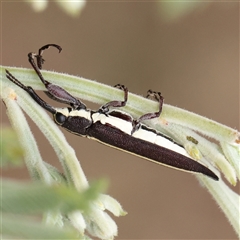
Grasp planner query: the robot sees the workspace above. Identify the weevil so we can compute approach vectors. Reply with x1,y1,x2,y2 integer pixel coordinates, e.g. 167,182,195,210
5,44,218,180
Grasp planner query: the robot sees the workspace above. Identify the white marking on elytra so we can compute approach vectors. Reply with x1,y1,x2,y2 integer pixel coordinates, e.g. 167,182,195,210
133,126,191,158
92,112,133,135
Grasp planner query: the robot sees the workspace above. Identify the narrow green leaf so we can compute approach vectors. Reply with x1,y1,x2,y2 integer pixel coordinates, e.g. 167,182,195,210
1,179,107,215
0,127,24,167
2,213,80,239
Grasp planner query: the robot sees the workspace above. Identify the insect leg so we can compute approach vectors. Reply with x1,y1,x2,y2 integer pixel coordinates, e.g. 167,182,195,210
132,90,163,133
37,44,62,69
138,90,163,122
27,44,61,86
28,44,86,110
99,84,128,113
5,70,56,114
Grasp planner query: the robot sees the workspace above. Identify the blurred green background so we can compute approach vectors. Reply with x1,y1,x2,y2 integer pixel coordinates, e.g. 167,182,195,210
1,2,239,239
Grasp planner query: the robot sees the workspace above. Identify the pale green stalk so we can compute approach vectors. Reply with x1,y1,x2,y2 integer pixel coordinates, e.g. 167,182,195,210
2,88,53,184
197,175,240,237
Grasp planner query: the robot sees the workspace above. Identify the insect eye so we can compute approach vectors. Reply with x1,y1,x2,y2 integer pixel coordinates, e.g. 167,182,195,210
55,112,67,125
